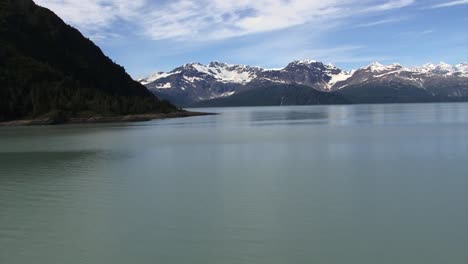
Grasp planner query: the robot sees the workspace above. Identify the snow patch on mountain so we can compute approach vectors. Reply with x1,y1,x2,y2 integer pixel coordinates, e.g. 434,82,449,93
294,59,318,65
185,62,259,84
327,71,353,88
211,67,256,84
184,76,204,82
139,71,180,85
155,82,172,89
214,91,236,99
413,62,468,77
455,63,468,77
363,62,405,73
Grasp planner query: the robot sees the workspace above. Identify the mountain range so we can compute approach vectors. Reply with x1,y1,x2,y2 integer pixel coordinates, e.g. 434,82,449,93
141,61,468,107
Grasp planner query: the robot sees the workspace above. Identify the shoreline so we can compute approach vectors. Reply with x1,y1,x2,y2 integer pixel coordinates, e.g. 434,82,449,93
0,111,215,127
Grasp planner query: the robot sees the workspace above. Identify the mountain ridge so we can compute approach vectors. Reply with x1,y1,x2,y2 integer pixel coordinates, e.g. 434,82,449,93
141,60,468,107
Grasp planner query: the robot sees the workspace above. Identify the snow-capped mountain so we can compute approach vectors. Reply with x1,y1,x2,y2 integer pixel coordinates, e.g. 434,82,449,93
139,62,264,106
254,60,352,91
141,61,468,106
338,62,468,99
414,62,468,76
140,62,261,87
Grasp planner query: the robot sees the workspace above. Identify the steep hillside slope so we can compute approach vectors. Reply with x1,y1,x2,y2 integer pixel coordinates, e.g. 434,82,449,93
0,0,176,122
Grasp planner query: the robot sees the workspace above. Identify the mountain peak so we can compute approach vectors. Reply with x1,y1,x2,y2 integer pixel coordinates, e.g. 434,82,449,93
364,62,405,72
285,60,326,71
365,62,385,71
287,60,322,67
209,61,229,67
183,62,203,67
370,61,384,66
295,59,318,64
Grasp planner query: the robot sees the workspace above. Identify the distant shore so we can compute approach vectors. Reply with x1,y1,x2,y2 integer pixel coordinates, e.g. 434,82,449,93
0,111,215,126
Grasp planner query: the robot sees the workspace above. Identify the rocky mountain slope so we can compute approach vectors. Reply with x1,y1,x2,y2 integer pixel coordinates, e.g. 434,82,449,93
142,60,468,107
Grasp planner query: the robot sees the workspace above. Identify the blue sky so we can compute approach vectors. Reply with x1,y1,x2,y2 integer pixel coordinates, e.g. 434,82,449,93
36,0,468,78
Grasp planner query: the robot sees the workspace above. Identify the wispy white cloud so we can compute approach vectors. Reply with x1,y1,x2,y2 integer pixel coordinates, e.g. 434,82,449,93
141,0,416,40
141,0,347,40
430,0,468,8
354,17,406,28
35,0,417,41
35,0,145,29
362,0,415,11
398,29,435,38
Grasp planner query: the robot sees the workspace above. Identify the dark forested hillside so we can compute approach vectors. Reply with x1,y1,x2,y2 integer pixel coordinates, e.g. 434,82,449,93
336,83,436,104
192,84,349,107
0,0,176,122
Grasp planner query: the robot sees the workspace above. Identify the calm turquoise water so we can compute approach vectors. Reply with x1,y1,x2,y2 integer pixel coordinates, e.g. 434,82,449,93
1,103,468,264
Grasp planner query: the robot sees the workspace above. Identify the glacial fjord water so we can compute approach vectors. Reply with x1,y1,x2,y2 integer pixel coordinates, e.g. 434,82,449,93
1,103,467,264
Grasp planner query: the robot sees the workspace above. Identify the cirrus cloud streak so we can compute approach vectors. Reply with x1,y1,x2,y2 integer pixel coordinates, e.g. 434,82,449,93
35,0,416,40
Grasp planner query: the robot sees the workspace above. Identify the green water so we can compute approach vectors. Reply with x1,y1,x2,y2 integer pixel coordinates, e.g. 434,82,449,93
1,103,467,264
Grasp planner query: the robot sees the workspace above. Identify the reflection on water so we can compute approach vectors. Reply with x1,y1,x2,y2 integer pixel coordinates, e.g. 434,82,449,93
231,103,468,126
1,103,468,264
250,110,329,122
